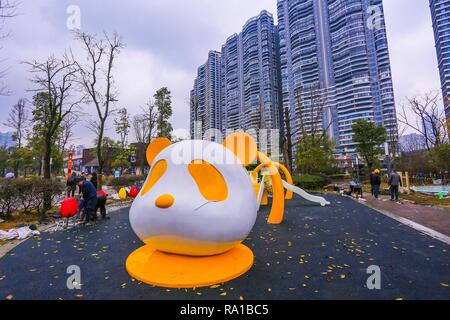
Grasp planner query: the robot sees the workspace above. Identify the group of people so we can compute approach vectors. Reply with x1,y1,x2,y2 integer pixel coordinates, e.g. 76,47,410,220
66,172,108,225
370,169,402,201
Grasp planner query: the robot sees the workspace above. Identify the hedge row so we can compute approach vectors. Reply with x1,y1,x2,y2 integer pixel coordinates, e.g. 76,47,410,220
105,175,146,191
329,174,352,181
292,174,328,190
0,178,65,219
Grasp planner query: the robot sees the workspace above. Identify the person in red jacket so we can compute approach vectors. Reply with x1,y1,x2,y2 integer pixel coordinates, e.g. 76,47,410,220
96,190,109,220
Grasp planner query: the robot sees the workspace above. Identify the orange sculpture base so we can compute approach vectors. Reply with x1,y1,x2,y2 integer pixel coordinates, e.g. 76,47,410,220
126,244,254,288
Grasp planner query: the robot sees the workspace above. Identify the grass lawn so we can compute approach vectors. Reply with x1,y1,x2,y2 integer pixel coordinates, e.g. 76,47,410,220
401,193,450,212
0,213,42,231
361,182,450,212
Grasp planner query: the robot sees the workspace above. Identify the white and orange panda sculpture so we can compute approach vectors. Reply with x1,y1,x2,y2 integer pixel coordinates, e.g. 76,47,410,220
126,133,259,288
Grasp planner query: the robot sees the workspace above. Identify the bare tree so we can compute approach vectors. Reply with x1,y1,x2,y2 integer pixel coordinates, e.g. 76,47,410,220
132,114,148,176
132,100,158,175
58,113,78,155
398,132,427,154
0,0,18,19
4,98,28,175
4,98,28,149
0,0,19,96
292,87,337,174
74,31,125,189
296,87,333,143
398,91,448,151
132,114,149,146
25,54,83,208
141,99,158,144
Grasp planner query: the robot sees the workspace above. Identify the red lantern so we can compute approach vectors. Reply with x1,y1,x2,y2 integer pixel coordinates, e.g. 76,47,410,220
97,190,107,197
129,185,139,198
60,198,79,218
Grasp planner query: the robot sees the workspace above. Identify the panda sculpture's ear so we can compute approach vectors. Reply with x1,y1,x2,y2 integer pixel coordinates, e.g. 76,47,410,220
223,132,258,166
146,138,172,166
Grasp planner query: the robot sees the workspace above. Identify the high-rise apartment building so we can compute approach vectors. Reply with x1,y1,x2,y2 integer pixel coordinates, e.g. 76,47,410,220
430,0,450,135
221,34,244,133
192,11,281,152
240,11,281,135
191,1,399,158
190,51,222,139
277,0,398,155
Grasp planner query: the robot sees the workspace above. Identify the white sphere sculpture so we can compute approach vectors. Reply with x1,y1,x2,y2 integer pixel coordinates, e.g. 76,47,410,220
129,139,257,257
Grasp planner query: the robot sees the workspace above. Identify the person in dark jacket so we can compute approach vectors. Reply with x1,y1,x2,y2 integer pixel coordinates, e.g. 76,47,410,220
96,193,109,220
370,169,382,199
76,177,98,224
66,172,77,198
389,170,402,201
91,172,98,190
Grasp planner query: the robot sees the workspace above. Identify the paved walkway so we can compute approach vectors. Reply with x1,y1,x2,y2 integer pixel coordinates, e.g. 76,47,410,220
364,196,450,238
0,195,449,300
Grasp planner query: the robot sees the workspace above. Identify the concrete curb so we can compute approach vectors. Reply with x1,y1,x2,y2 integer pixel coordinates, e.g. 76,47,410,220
359,199,450,245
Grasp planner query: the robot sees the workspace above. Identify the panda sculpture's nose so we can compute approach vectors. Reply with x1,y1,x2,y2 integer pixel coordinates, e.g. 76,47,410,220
155,194,175,209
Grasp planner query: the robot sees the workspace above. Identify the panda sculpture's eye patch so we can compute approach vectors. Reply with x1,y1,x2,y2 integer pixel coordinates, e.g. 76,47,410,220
188,160,228,202
141,160,167,196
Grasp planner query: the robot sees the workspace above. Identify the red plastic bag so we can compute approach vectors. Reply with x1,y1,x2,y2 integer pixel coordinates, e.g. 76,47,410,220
129,185,139,198
60,198,79,218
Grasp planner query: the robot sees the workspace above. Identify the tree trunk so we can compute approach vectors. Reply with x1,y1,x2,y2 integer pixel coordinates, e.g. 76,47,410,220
97,125,105,190
13,157,19,178
284,107,293,173
43,138,52,212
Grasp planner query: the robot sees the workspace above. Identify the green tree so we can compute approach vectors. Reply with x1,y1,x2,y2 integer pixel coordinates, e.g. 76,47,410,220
112,145,135,170
154,87,173,139
430,144,450,172
0,146,13,176
296,134,337,175
352,119,387,171
15,148,36,177
92,137,117,171
114,108,130,148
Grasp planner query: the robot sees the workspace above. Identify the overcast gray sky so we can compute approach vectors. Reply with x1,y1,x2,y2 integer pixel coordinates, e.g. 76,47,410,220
0,0,442,147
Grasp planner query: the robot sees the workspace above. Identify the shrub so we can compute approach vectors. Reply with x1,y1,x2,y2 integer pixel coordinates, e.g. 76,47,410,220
33,179,65,214
106,175,146,191
0,178,65,219
330,174,352,181
14,179,38,214
0,178,18,218
293,174,327,190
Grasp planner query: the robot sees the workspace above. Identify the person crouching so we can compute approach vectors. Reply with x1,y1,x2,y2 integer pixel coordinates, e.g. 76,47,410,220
96,190,110,220
75,177,98,225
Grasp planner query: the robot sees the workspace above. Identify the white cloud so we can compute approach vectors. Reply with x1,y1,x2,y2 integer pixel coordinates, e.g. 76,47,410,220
384,0,441,102
114,47,193,131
